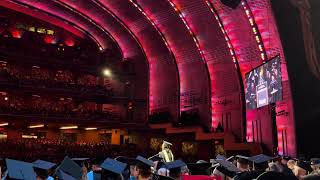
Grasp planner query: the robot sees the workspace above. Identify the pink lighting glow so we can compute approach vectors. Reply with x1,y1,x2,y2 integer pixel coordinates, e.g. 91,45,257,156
128,0,179,113
165,0,212,126
44,35,56,44
13,0,107,50
241,0,266,61
52,0,118,52
64,38,74,46
10,29,22,38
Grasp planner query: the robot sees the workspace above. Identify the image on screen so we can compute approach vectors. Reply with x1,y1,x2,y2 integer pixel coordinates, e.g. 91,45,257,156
245,56,282,109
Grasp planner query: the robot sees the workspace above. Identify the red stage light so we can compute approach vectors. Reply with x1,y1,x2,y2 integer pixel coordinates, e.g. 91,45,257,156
11,29,22,38
65,38,75,46
44,35,56,44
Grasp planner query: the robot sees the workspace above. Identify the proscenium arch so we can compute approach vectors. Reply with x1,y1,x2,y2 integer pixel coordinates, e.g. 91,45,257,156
99,0,180,121
211,0,295,155
167,0,244,135
136,0,211,128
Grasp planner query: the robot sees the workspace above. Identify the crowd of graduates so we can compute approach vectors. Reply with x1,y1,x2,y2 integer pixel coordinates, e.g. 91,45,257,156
0,139,320,180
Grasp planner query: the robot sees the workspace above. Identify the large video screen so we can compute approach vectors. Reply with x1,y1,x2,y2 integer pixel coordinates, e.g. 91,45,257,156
245,56,282,109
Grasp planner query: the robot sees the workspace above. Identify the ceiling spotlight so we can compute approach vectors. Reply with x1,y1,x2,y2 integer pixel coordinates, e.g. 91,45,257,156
0,123,9,127
28,124,44,129
103,69,112,77
60,126,78,130
85,127,97,131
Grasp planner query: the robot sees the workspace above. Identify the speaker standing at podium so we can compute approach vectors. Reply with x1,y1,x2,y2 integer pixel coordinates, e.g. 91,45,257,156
159,141,174,163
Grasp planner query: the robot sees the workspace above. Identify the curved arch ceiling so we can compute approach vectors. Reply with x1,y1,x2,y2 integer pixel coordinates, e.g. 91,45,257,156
9,0,119,51
0,0,295,148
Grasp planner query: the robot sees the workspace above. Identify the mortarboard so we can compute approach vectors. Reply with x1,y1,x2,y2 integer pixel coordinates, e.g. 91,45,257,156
71,157,90,169
163,141,172,146
248,154,273,171
33,160,56,170
164,160,186,170
32,160,57,179
214,159,241,178
162,160,186,179
187,161,212,175
136,156,154,167
235,155,250,165
5,158,37,180
100,158,127,175
56,156,82,180
249,154,273,164
58,170,77,180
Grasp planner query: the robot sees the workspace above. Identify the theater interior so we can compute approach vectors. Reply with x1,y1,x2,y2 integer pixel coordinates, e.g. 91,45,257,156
1,0,320,179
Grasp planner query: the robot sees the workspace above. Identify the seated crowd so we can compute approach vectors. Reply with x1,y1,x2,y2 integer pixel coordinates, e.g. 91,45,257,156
0,63,114,96
0,94,121,121
0,139,320,180
0,139,138,164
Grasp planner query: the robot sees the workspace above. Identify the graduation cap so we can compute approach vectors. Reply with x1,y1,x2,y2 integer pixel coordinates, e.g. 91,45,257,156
163,141,172,146
100,158,127,180
136,155,154,167
100,158,127,175
58,170,77,180
248,154,273,171
32,160,57,179
5,158,37,180
249,154,273,164
213,159,241,178
33,160,56,170
164,160,186,170
235,155,251,165
162,160,186,179
71,158,90,169
187,161,212,175
56,156,82,180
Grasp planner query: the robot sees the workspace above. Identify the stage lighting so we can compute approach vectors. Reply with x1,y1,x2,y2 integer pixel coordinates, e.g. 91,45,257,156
103,68,112,77
85,127,97,131
0,123,9,127
28,124,44,128
60,126,78,130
